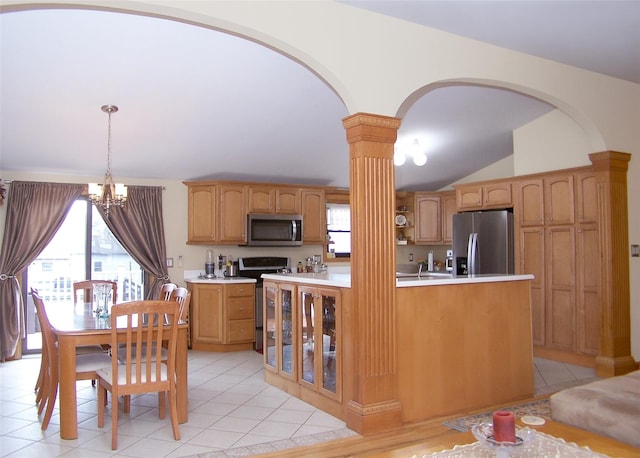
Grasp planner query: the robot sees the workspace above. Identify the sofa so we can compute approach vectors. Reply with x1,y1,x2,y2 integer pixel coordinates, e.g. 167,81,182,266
550,370,640,447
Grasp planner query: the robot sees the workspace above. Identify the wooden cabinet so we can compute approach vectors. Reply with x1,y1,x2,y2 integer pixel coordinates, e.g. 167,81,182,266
264,281,297,381
514,169,597,363
186,182,246,244
248,186,300,214
441,191,456,244
225,284,255,344
301,188,326,244
456,182,512,211
414,193,442,244
188,282,255,351
298,285,341,402
264,280,344,416
218,184,247,243
187,184,217,243
189,283,223,346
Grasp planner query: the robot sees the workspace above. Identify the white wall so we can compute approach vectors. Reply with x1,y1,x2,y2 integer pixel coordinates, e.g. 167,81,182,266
514,110,592,174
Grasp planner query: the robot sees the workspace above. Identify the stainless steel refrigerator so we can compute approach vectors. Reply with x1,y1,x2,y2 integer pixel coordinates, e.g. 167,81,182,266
452,209,514,275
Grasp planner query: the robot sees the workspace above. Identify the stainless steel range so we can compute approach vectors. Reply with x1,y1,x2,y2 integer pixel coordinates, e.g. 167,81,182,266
238,256,290,350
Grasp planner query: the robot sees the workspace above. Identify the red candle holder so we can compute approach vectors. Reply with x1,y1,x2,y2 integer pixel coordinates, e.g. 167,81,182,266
492,410,516,443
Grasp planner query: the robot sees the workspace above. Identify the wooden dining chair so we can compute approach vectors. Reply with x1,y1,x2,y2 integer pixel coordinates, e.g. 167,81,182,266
157,282,177,301
170,287,191,323
73,280,118,306
31,289,112,430
97,300,181,450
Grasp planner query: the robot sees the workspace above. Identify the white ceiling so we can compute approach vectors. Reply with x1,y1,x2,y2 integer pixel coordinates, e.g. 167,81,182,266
1,2,638,192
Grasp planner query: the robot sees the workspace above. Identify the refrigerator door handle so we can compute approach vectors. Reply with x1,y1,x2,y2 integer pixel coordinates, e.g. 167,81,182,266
469,232,478,274
467,233,474,274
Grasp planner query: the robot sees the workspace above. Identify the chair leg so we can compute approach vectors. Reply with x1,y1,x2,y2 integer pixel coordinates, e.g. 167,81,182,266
167,388,181,441
41,357,58,430
97,383,105,428
123,395,131,413
158,391,166,419
111,393,118,450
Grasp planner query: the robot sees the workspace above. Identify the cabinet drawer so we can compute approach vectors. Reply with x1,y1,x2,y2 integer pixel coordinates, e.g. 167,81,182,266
228,300,254,319
226,284,254,297
227,319,255,342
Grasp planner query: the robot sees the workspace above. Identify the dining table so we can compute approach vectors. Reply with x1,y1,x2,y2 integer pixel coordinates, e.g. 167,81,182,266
46,300,189,440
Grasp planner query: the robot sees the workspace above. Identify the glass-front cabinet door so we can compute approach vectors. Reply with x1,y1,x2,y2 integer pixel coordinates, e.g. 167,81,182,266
263,281,297,381
298,285,341,402
264,282,277,371
279,283,296,380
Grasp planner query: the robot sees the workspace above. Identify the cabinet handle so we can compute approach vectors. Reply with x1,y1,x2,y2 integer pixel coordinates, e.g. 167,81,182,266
240,306,244,311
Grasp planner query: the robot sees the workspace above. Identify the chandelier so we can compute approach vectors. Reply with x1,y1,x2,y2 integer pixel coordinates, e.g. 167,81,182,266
88,105,127,215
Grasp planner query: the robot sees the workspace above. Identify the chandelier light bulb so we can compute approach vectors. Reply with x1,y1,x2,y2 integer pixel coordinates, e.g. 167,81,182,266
394,148,406,166
413,152,427,166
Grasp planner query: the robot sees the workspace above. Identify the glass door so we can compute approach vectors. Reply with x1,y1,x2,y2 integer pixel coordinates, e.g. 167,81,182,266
23,200,143,354
279,284,295,379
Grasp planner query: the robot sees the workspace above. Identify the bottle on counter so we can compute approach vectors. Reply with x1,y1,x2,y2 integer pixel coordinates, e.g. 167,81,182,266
305,257,313,272
297,261,304,273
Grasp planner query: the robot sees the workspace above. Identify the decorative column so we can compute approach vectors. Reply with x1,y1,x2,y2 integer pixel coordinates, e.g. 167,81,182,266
589,151,637,376
342,113,403,434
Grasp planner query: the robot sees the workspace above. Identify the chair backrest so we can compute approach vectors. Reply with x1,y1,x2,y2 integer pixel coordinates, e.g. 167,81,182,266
109,300,179,394
31,289,57,378
73,280,118,305
170,287,191,322
157,283,177,301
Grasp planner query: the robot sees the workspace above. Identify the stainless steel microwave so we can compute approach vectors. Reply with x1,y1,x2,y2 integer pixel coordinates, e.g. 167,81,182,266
247,214,303,246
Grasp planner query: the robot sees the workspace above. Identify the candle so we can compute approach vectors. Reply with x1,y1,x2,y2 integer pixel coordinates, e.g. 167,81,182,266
492,410,516,443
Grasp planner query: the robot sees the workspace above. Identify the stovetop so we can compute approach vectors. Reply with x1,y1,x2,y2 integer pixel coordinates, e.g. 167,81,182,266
238,256,290,280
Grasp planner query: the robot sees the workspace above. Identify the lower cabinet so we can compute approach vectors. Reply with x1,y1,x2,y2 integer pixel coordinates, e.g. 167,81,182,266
264,280,343,417
188,282,255,352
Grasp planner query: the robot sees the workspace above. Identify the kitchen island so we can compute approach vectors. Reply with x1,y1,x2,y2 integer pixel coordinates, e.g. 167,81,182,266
261,271,534,425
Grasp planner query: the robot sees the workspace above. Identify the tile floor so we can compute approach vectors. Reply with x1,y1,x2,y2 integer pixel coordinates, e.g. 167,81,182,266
0,351,596,458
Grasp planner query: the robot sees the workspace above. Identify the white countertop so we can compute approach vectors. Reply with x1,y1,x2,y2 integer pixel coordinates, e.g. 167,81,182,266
185,277,257,284
261,272,533,288
261,272,351,288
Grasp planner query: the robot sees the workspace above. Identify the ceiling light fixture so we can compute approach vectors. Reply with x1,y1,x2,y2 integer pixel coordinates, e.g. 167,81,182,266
394,138,427,167
88,105,127,216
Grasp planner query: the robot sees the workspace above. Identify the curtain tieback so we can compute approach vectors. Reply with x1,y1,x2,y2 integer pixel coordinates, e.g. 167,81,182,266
159,275,170,281
0,274,16,281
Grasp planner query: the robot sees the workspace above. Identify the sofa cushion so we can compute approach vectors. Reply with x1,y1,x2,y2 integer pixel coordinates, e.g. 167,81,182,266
550,370,640,447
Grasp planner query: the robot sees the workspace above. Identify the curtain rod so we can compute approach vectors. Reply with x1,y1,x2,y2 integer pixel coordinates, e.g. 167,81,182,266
0,180,165,190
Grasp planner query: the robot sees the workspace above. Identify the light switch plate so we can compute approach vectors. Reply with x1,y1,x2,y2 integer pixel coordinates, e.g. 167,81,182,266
166,257,174,267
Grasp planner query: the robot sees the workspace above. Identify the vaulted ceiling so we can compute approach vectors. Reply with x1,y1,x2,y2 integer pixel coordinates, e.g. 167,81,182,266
1,2,638,191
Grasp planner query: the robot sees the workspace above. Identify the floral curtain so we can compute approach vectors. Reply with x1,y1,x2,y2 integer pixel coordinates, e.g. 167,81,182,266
0,181,84,360
94,186,169,300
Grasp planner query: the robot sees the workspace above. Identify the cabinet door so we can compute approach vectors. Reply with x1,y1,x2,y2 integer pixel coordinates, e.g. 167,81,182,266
576,223,600,355
264,282,277,371
279,283,296,379
456,185,483,211
545,175,575,225
187,185,217,243
516,179,544,226
301,189,326,244
299,286,317,390
225,283,254,343
545,226,576,351
219,184,247,243
248,186,275,213
415,194,442,244
298,285,341,401
520,227,546,346
575,172,597,224
191,284,223,345
484,183,512,208
441,191,456,244
276,188,300,214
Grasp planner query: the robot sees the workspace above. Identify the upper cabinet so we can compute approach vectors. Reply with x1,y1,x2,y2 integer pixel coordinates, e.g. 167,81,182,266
515,175,575,227
441,191,456,244
187,184,217,243
456,182,512,211
186,181,325,245
248,186,300,215
414,193,442,244
301,189,326,244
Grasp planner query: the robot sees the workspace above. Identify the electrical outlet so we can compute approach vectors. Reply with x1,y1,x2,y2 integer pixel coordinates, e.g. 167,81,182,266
177,255,183,267
632,244,640,257
409,253,413,262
